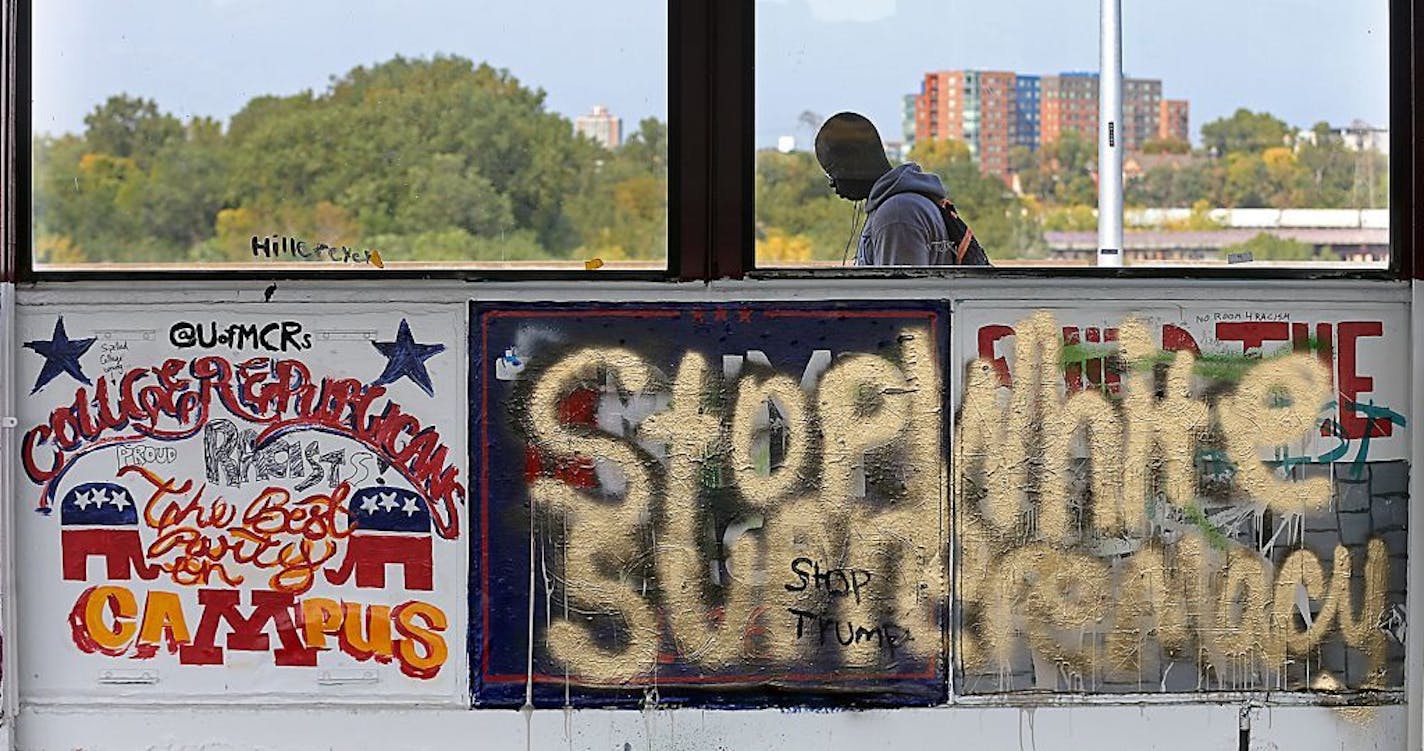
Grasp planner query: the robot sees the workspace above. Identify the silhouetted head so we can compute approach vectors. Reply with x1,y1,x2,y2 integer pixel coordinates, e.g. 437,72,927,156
814,112,892,201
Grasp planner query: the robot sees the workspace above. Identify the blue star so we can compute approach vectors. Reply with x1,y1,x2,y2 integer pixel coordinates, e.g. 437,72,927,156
371,319,445,397
25,317,95,394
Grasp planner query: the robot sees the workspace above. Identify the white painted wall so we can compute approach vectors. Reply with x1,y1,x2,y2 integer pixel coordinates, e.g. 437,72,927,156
12,703,1411,751
5,278,1416,750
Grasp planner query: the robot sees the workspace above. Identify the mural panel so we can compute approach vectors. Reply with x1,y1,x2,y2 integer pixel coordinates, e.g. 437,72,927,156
16,307,467,702
953,304,1409,695
472,303,948,707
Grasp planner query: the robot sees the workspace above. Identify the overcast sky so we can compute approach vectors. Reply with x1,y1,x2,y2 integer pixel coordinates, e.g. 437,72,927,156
34,0,1389,150
32,0,669,138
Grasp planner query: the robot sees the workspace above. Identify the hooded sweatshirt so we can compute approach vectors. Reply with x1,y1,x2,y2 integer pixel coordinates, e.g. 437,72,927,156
855,163,950,266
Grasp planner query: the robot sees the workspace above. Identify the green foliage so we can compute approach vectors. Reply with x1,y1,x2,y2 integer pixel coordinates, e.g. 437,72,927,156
1125,111,1385,211
1224,232,1316,261
1163,200,1224,231
565,119,669,259
33,55,668,265
365,228,554,262
1142,137,1190,155
35,69,1384,268
1013,130,1098,206
754,149,856,261
82,95,184,166
1042,204,1096,231
909,139,1046,258
1200,108,1291,156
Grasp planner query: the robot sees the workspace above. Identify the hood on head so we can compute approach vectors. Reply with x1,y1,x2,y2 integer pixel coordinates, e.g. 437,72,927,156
866,162,946,212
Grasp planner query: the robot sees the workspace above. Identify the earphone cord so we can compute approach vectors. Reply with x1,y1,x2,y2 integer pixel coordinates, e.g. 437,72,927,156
840,200,865,265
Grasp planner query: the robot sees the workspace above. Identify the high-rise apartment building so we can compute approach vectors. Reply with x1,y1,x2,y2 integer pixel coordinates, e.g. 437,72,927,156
1159,99,1190,143
1015,76,1041,151
915,69,1190,180
1122,78,1163,150
574,105,622,150
1039,73,1099,148
1040,74,1171,150
915,70,1018,179
902,93,918,150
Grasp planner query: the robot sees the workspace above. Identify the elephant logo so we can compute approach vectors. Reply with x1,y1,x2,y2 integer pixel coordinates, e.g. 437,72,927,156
325,485,433,590
60,482,159,581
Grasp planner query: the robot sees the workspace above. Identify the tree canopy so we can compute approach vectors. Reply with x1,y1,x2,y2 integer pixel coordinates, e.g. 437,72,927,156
33,64,1384,267
34,55,667,265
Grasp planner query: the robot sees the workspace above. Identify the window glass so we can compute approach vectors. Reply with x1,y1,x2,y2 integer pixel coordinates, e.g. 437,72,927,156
32,1,668,271
754,0,1388,269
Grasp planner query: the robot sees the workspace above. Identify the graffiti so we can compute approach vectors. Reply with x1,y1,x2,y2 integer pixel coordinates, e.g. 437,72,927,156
169,320,313,352
115,443,178,468
250,234,384,268
21,353,462,536
371,319,446,397
203,418,349,491
1318,400,1409,477
125,465,353,592
475,304,947,706
67,585,446,678
20,311,465,698
956,311,1408,693
524,337,941,680
100,340,129,381
982,317,1393,433
24,316,95,393
475,303,1407,705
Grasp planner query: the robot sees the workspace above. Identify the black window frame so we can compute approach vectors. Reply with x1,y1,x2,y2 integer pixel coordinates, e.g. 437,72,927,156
1,0,1420,283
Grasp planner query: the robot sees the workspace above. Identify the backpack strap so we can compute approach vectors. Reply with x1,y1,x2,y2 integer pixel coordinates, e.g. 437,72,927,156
939,199,976,264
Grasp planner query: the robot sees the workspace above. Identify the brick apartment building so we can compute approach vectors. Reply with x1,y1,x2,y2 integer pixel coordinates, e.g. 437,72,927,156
1159,98,1191,142
915,70,1020,179
914,69,1190,181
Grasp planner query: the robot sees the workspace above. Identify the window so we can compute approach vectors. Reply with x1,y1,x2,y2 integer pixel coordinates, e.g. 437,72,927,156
7,1,1418,281
753,0,1394,270
29,1,668,273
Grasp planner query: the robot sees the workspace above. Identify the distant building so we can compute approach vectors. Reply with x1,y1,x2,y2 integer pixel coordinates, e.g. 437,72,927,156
915,68,1191,181
574,105,622,149
1039,72,1099,148
914,70,1018,180
902,93,918,149
1015,75,1041,151
1158,99,1190,143
1297,120,1390,156
1041,73,1165,151
1340,120,1389,155
1122,77,1163,150
777,135,796,154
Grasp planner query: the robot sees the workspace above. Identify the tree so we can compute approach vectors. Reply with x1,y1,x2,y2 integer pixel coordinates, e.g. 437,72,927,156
1015,131,1098,206
1200,109,1291,156
757,230,814,264
1042,204,1096,231
1225,232,1315,261
1142,137,1190,155
565,119,668,259
906,139,1045,258
34,55,674,265
396,153,516,238
753,149,854,261
82,95,184,166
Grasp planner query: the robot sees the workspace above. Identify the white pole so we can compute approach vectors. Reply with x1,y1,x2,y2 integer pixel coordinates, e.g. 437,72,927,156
1097,0,1124,267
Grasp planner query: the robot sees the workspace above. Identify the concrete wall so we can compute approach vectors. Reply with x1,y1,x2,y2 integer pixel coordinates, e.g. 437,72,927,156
4,277,1417,749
